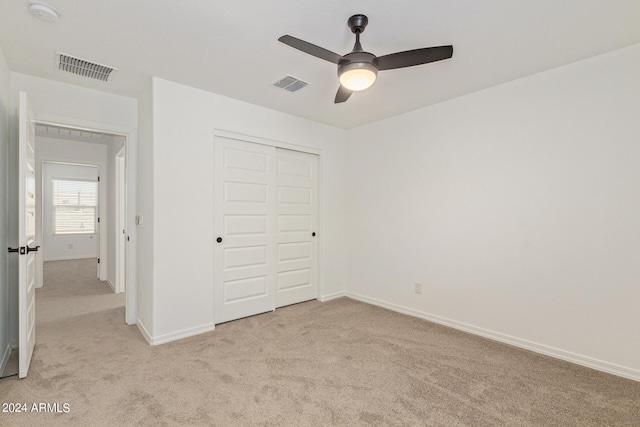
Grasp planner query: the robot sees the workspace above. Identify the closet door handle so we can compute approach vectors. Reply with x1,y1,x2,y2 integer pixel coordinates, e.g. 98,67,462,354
216,237,223,243
27,245,40,253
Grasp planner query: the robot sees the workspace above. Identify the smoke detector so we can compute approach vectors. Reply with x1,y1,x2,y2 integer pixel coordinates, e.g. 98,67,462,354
28,1,59,22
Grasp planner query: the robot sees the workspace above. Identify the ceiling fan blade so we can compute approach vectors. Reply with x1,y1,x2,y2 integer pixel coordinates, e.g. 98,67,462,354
278,35,343,64
377,45,453,71
334,86,353,103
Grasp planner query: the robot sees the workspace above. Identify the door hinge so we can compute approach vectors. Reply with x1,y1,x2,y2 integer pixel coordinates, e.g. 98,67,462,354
97,258,100,264
98,176,100,182
98,217,100,223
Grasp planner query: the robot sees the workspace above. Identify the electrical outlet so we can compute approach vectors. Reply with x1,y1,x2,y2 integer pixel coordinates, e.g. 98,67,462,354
414,282,422,294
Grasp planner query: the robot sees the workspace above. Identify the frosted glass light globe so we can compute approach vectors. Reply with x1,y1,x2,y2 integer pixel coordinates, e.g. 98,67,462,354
339,67,377,91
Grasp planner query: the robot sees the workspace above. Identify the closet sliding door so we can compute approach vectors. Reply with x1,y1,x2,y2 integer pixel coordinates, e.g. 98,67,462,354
275,148,318,308
214,136,318,324
214,137,277,324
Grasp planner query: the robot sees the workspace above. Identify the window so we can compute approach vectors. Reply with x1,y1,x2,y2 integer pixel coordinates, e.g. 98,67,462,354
52,179,97,235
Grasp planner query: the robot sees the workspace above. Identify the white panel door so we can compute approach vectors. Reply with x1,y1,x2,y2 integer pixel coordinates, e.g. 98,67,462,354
214,137,277,323
18,92,37,378
275,149,318,307
115,148,126,293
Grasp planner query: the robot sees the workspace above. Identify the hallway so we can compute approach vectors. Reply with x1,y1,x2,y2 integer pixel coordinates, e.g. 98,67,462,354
37,259,124,322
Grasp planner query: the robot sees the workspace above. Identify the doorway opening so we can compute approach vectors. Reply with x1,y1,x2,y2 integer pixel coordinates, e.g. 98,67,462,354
7,92,138,379
41,161,100,268
33,121,134,323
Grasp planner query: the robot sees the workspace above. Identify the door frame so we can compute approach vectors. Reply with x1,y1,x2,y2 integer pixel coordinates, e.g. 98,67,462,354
115,146,126,294
34,114,137,325
39,161,101,265
212,129,325,321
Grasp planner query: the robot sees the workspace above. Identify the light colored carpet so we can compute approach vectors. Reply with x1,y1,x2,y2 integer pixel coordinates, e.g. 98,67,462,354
1,258,639,426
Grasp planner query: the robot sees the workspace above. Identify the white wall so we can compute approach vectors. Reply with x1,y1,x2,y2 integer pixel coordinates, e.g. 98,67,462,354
135,79,154,338
10,73,138,132
41,161,100,261
9,73,137,342
346,43,640,379
142,77,347,343
0,43,12,370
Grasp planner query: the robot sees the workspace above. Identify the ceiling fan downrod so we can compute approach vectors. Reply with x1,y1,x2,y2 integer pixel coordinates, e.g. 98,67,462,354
348,14,368,52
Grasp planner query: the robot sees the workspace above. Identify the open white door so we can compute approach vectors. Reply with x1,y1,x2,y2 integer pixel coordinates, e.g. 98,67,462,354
18,92,37,378
115,147,126,293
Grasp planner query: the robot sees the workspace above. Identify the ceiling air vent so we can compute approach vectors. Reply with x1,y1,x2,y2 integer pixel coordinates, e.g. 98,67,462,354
273,75,309,93
56,52,118,82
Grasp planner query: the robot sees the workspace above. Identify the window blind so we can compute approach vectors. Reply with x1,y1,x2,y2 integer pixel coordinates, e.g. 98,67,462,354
52,179,97,234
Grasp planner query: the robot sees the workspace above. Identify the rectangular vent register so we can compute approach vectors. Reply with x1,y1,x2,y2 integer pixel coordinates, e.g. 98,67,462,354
273,75,309,92
56,52,118,82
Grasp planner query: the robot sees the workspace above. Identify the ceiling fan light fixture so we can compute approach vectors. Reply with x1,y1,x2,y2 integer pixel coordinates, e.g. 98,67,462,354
338,62,377,91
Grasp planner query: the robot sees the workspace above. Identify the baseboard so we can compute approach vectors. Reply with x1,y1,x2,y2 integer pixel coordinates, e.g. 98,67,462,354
147,323,216,346
136,318,152,345
319,291,347,302
0,342,11,376
346,292,640,382
107,278,115,292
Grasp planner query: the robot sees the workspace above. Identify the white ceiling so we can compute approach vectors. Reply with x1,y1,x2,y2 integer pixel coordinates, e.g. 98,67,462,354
1,1,639,129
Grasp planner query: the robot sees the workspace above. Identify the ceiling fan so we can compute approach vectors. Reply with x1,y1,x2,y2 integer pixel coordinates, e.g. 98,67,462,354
278,14,453,103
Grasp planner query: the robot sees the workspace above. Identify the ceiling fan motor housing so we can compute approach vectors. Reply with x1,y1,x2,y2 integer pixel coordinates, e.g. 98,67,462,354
339,52,378,72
